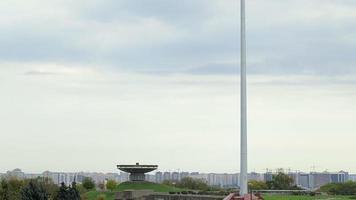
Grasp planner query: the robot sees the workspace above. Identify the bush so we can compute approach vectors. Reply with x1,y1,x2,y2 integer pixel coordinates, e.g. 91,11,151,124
106,180,118,191
21,181,48,200
320,181,356,195
82,178,95,190
96,194,105,200
176,177,209,191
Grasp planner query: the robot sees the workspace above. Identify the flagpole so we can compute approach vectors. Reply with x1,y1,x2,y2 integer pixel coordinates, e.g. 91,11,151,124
240,0,248,196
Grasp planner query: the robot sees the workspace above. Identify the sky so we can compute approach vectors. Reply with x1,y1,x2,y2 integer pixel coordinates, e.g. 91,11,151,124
0,0,356,174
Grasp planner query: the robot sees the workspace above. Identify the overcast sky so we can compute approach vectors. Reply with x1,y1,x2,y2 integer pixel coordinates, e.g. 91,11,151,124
0,0,355,174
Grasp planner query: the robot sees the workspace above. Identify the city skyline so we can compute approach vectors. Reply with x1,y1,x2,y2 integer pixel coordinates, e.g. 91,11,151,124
0,0,356,173
2,167,355,189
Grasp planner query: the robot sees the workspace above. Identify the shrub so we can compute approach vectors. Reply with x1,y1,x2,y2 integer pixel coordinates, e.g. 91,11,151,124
82,178,95,190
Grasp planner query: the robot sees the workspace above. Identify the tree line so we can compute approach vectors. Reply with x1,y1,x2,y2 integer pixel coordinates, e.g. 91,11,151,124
0,176,116,200
249,172,300,190
320,181,356,195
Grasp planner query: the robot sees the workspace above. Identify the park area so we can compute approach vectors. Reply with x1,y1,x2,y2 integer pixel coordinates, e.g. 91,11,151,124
263,195,354,200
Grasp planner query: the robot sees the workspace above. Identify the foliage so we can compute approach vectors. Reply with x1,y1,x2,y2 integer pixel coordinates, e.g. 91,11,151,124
176,177,209,190
97,183,105,191
69,182,81,200
106,180,118,192
0,178,25,200
84,191,115,200
96,194,105,200
56,183,68,200
249,180,268,190
263,195,351,200
117,181,180,192
54,182,80,200
75,184,87,195
267,173,295,190
82,178,95,191
320,181,356,195
25,177,59,198
21,181,48,200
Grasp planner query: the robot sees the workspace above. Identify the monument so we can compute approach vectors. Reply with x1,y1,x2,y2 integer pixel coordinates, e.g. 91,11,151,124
117,163,158,181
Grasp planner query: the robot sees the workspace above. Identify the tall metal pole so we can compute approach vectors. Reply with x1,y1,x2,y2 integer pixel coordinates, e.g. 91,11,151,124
240,0,248,196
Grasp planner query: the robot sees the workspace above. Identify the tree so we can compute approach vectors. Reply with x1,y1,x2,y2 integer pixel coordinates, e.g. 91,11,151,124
82,178,95,191
0,179,10,200
248,180,268,190
176,177,209,191
106,180,118,192
68,182,81,200
0,178,24,200
320,181,356,195
55,183,68,200
21,181,48,200
269,172,294,190
54,182,81,200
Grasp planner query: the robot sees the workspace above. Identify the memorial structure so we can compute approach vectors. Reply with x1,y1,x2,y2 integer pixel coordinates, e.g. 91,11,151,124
117,163,158,181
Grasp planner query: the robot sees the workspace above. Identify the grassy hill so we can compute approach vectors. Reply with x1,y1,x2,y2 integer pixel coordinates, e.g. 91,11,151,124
117,181,181,192
264,195,352,200
84,181,181,200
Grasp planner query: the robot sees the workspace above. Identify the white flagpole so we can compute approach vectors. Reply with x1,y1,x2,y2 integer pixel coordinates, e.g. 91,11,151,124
240,0,248,196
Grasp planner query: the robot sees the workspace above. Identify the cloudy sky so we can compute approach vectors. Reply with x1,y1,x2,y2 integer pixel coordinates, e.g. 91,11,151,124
0,0,355,174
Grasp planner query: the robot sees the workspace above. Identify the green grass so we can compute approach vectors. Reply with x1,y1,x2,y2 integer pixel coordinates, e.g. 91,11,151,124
264,195,353,200
84,181,181,200
117,181,182,192
84,191,115,200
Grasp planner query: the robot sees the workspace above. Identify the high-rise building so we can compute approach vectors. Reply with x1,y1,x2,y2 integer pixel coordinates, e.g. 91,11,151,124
163,172,171,181
180,172,189,180
171,172,179,181
349,174,356,182
155,172,163,183
330,171,349,183
298,173,311,189
6,169,25,179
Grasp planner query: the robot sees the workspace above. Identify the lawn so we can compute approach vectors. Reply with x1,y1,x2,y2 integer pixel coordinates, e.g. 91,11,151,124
83,181,181,200
83,191,116,200
264,195,353,200
117,181,182,192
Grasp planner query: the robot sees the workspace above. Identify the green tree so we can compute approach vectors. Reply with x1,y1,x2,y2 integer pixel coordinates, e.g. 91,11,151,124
269,172,294,190
55,183,68,200
82,178,95,191
320,181,356,195
0,178,24,200
68,182,81,200
176,177,209,191
21,181,48,200
25,177,59,199
106,180,118,191
248,180,268,190
0,179,10,200
74,184,87,195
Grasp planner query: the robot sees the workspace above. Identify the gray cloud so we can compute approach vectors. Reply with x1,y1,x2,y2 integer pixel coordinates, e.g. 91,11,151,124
0,0,355,76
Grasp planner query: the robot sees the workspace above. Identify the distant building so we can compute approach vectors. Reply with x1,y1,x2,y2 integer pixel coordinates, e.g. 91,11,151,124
171,172,179,181
330,171,349,183
6,169,25,179
155,172,163,183
263,172,273,182
180,172,189,180
298,173,311,189
349,174,356,182
163,172,171,181
249,172,263,181
119,172,129,182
